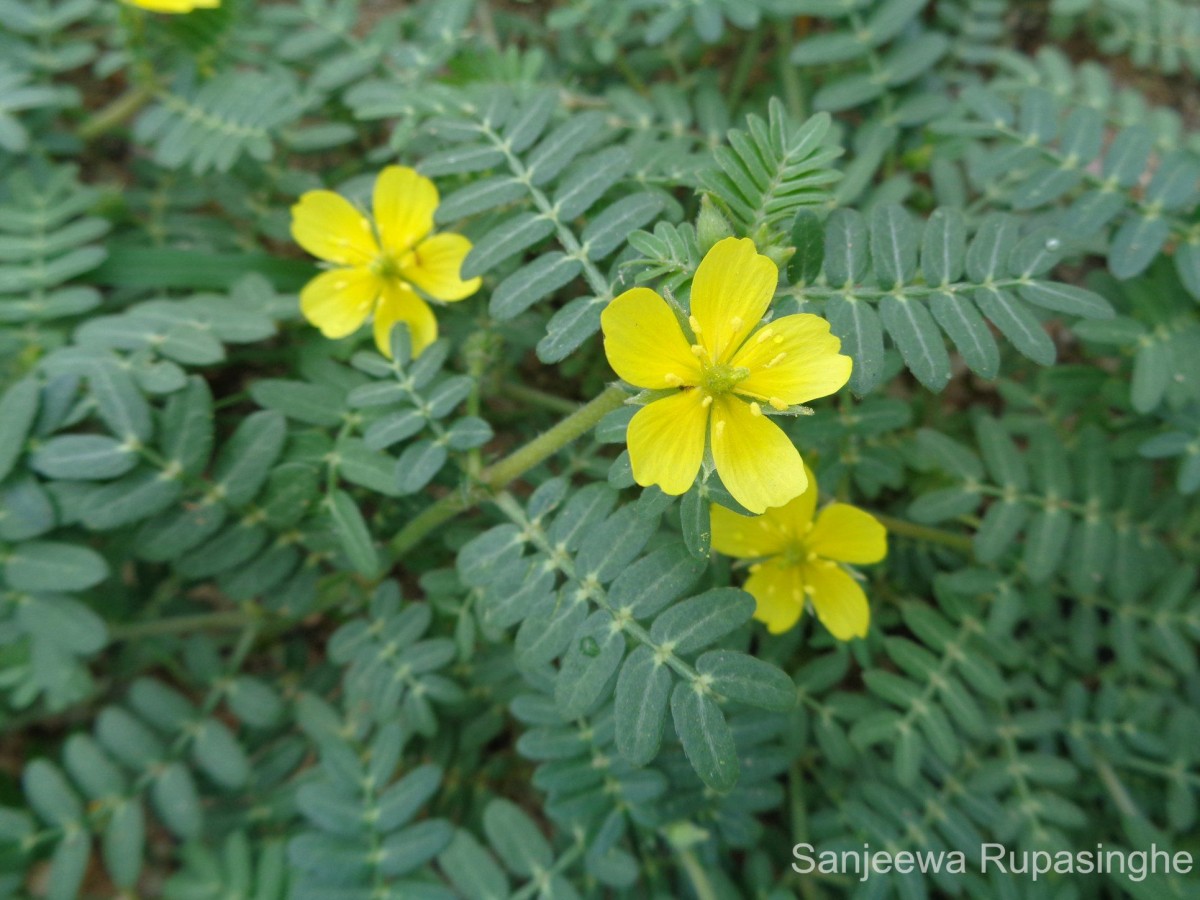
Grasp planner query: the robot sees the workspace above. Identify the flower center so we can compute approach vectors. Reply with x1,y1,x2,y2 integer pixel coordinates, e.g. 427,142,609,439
698,360,750,396
781,543,808,566
372,248,418,282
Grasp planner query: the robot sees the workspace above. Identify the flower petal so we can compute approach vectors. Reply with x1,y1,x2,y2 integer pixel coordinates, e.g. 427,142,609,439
627,390,708,496
802,560,870,640
711,504,791,559
374,166,438,254
373,283,438,358
807,503,888,564
689,237,778,361
732,313,852,406
291,191,378,266
743,559,805,634
300,267,380,339
404,233,481,302
602,287,702,390
709,396,807,514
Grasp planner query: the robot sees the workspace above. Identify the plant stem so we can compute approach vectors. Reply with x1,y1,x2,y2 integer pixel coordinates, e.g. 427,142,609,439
109,609,259,641
500,381,581,415
677,847,719,900
389,385,627,556
871,513,974,555
78,86,154,140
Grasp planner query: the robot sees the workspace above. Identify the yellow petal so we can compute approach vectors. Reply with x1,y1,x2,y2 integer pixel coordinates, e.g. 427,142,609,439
803,560,870,640
807,503,888,564
404,233,481,302
123,0,217,10
710,504,791,559
709,396,807,514
689,237,778,362
373,283,438,358
300,267,380,339
732,313,852,406
291,191,378,266
627,390,708,496
374,166,438,254
743,559,805,634
601,287,702,390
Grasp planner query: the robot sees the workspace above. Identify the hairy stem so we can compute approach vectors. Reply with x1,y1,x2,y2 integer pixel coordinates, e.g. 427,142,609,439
389,385,627,556
871,513,974,554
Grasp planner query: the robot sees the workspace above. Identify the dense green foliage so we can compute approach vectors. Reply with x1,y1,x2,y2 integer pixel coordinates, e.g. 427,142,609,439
1,0,1198,897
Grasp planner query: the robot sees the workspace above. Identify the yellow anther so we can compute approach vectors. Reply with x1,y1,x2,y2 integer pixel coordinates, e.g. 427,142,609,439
768,396,787,411
750,402,763,416
664,373,683,386
764,352,787,368
755,328,775,344
691,344,705,357
730,316,743,330
701,394,713,408
689,315,702,334
714,419,726,437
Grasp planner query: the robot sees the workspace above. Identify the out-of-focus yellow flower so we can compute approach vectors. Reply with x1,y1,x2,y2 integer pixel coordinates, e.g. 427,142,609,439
290,166,480,358
711,465,886,639
122,0,220,13
601,237,851,513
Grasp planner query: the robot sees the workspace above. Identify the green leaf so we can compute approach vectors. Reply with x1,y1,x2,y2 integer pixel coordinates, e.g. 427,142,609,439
30,435,138,480
670,682,738,791
649,587,754,653
80,469,182,531
823,208,869,286
575,506,657,582
192,719,250,789
607,544,706,619
482,799,552,877
102,800,145,889
5,540,109,592
438,831,510,900
679,487,711,559
0,377,38,482
580,193,664,260
490,252,582,320
965,213,1018,283
929,292,999,378
249,380,344,427
152,763,202,840
536,295,604,363
47,831,90,900
1018,282,1113,319
920,208,966,287
377,820,454,876
555,611,625,717
614,645,673,766
1108,215,1170,280
554,146,629,219
869,203,918,288
826,294,885,394
787,210,824,285
212,411,287,505
24,760,83,827
462,212,556,278
880,294,951,390
90,361,152,443
974,286,1055,365
696,650,795,711
438,175,525,220
1023,508,1071,582
395,440,448,494
327,490,380,577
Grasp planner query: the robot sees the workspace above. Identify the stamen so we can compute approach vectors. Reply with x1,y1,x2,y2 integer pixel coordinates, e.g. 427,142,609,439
701,394,713,408
688,315,702,334
755,328,776,344
690,344,705,357
768,396,787,411
730,316,743,330
664,373,683,386
763,352,787,368
749,402,763,417
714,419,726,437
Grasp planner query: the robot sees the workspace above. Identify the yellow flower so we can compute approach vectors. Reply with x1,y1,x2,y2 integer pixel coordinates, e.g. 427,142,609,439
290,166,481,358
601,237,852,513
122,0,219,12
711,466,886,640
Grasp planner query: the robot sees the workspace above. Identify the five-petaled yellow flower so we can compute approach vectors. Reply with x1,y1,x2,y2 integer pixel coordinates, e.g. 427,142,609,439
122,0,219,12
601,237,851,513
290,166,480,358
712,465,886,640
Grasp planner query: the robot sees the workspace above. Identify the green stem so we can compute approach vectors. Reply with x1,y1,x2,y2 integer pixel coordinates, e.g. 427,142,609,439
109,609,260,641
500,381,581,415
727,25,765,110
78,86,154,141
776,23,806,119
871,513,974,554
389,385,627,556
677,847,719,900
